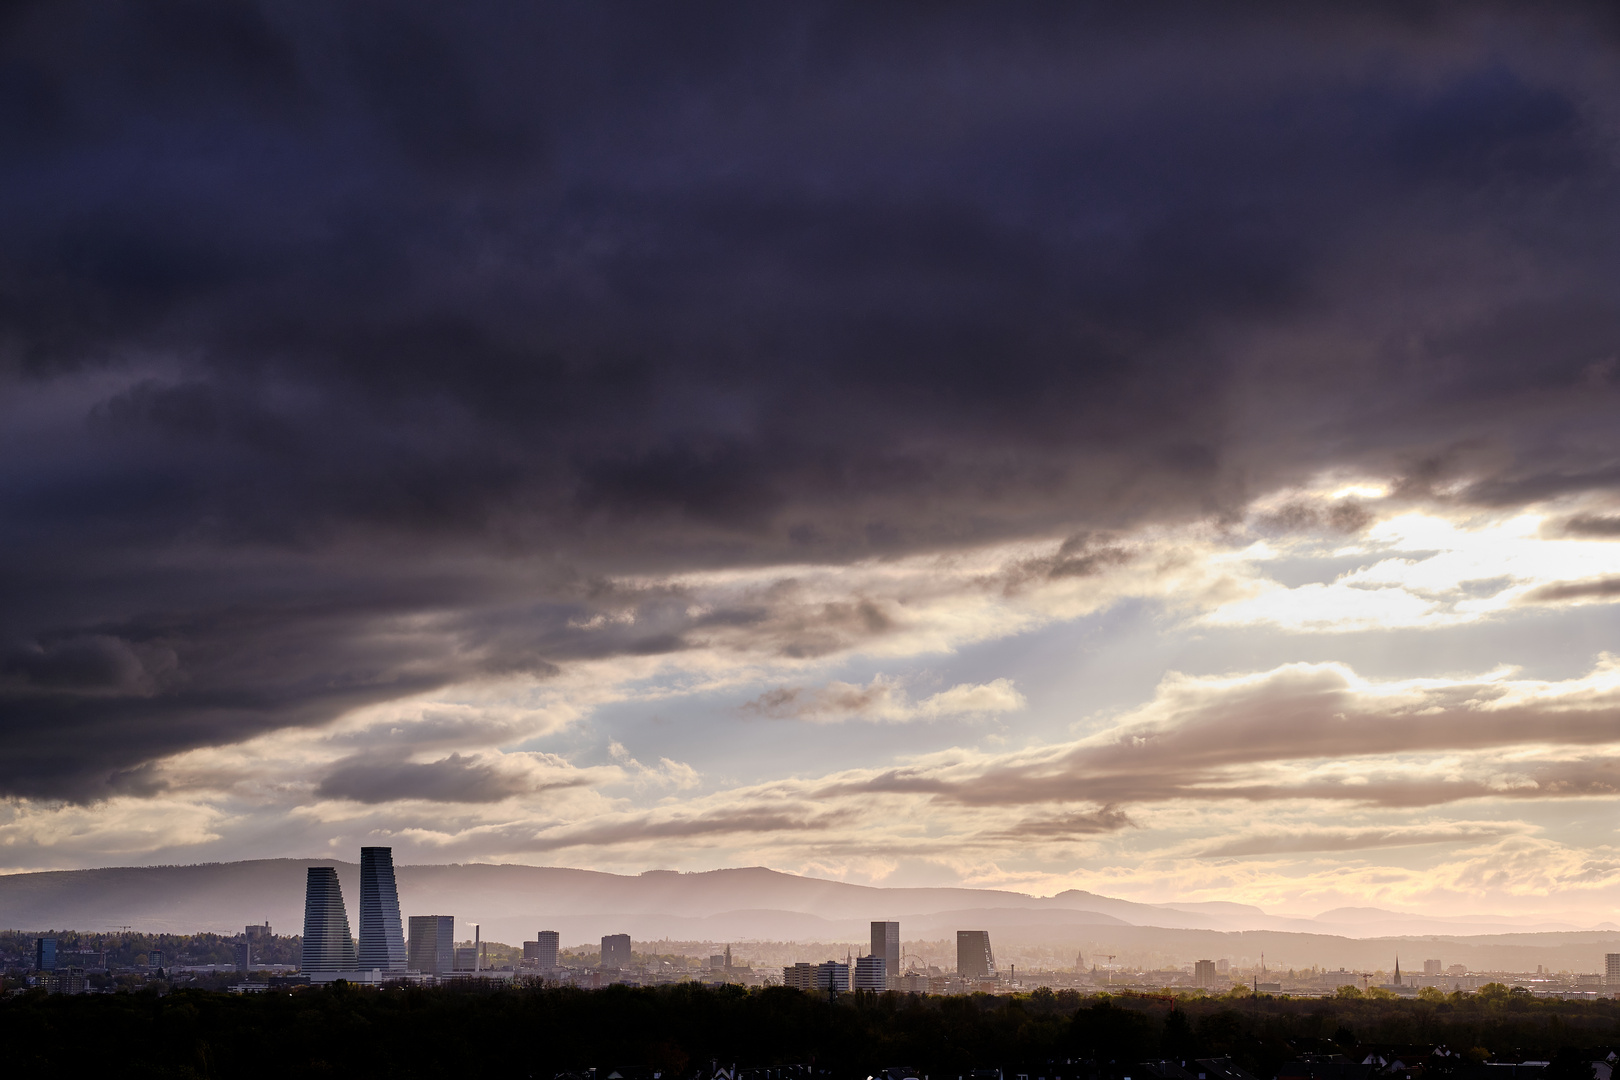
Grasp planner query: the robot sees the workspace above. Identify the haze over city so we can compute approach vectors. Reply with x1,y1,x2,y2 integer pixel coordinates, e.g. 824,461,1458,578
6,2,1620,939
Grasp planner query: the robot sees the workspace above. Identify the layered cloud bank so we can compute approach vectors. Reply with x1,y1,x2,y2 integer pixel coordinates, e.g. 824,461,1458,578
3,4,1620,916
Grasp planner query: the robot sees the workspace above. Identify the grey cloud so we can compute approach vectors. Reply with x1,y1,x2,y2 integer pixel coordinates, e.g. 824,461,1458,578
739,678,894,721
998,534,1134,594
1253,500,1373,536
316,753,587,805
1522,577,1620,603
7,4,1620,795
1190,823,1525,858
984,807,1134,839
328,709,536,754
1562,515,1620,537
515,805,857,852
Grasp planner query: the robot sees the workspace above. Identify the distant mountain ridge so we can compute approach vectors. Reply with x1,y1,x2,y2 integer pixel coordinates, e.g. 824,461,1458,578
1,861,1612,967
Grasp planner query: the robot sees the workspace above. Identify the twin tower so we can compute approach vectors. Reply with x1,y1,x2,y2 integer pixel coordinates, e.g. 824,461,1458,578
303,847,407,973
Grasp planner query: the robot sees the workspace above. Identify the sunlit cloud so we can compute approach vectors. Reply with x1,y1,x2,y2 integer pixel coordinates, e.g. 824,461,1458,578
740,676,1026,723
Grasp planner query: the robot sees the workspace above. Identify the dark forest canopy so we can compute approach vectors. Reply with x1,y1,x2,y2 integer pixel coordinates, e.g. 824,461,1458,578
6,983,1620,1079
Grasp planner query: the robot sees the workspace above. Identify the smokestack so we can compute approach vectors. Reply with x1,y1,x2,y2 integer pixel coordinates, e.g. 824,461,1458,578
474,924,480,973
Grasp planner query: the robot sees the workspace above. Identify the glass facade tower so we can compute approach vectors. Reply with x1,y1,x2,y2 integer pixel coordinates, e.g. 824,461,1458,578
357,847,408,972
407,915,455,975
301,866,357,971
870,921,900,986
956,930,995,979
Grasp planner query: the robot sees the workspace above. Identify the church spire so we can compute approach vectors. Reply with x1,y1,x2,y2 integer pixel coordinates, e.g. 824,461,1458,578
1393,957,1401,986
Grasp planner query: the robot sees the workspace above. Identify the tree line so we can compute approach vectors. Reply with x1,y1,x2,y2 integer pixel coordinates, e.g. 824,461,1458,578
4,982,1620,1079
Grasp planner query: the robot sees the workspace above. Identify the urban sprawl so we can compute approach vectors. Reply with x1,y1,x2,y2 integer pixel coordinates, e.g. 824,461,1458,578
13,849,1620,1004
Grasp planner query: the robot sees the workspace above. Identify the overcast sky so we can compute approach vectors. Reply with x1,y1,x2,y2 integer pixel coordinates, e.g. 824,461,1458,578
5,2,1620,918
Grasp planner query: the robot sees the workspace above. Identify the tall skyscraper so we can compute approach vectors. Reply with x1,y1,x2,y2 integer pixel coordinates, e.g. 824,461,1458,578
956,930,995,979
35,937,56,972
600,933,632,968
536,930,559,969
302,866,357,971
408,915,455,975
871,921,900,986
357,847,407,972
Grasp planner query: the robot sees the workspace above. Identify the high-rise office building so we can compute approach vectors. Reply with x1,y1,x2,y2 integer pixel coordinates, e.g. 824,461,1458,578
536,930,559,969
35,937,56,972
956,930,995,979
1607,954,1620,985
601,933,632,968
871,921,900,988
854,954,887,991
408,915,455,975
301,866,358,971
1424,959,1443,976
149,950,165,971
357,847,407,972
1194,959,1216,988
245,922,272,944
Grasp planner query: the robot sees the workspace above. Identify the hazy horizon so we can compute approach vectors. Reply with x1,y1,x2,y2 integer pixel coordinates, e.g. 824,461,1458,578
4,5,1620,925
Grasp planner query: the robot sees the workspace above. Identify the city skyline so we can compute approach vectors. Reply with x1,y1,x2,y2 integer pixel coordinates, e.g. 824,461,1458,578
5,5,1620,922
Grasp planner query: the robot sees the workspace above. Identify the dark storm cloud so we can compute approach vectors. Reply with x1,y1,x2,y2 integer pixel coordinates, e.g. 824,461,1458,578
5,2,1620,797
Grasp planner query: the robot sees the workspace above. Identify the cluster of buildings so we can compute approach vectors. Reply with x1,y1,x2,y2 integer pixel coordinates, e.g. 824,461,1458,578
1081,954,1620,1000
298,849,713,986
293,852,1013,992
300,848,497,984
21,860,1620,1000
25,938,89,994
16,927,291,994
779,926,1000,994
